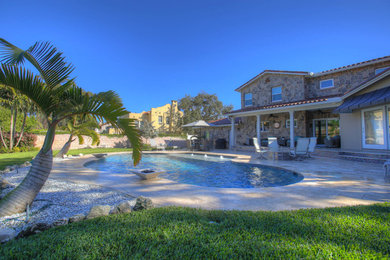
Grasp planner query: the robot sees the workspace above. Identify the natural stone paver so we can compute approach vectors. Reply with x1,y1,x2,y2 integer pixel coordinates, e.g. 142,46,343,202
51,151,390,211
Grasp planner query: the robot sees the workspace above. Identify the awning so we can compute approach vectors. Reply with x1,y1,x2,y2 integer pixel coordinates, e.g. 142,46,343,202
335,86,390,113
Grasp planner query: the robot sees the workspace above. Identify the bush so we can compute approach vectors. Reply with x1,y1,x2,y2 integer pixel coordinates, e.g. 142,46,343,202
0,132,37,150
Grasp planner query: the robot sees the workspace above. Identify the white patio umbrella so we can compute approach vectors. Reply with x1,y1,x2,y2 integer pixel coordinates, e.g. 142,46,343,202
181,120,211,128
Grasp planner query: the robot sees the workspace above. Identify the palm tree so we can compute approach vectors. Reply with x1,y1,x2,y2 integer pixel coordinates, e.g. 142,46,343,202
55,116,100,158
0,39,142,216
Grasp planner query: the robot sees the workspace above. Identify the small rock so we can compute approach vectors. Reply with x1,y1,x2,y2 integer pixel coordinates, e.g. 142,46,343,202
0,177,11,189
21,161,31,167
69,214,85,223
0,228,17,243
133,196,154,211
110,201,133,214
86,205,111,219
17,223,53,239
53,218,69,226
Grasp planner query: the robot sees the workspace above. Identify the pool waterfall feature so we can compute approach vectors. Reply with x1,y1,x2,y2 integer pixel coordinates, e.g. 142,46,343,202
85,153,303,188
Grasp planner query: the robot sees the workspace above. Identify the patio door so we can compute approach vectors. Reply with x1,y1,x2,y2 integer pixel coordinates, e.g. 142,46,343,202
313,118,340,144
362,106,386,149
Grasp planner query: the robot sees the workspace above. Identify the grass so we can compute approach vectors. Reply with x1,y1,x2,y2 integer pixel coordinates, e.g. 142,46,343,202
0,204,389,259
0,148,133,170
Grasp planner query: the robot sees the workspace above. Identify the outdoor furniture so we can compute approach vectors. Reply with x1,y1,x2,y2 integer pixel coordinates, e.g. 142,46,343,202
253,137,267,159
290,138,310,159
308,137,317,158
150,139,166,150
325,135,341,148
268,137,279,160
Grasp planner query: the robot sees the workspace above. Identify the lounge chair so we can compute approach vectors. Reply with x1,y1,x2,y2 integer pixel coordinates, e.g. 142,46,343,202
308,137,317,158
290,138,310,160
253,137,267,159
268,137,279,160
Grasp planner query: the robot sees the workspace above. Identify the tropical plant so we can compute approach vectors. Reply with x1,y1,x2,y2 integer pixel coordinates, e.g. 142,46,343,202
55,116,100,158
0,39,142,216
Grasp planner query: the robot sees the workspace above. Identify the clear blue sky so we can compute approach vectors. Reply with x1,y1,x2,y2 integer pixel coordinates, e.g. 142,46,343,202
2,0,390,112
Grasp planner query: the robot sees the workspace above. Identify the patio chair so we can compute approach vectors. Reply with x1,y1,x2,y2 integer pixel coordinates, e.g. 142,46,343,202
268,137,279,160
308,137,317,158
289,138,310,160
253,137,267,160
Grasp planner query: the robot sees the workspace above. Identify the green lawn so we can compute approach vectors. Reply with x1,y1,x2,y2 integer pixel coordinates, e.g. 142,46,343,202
0,204,389,259
0,148,133,170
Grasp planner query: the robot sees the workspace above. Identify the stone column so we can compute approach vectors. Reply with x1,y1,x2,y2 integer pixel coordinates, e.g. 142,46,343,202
229,117,235,149
289,111,295,149
256,114,261,146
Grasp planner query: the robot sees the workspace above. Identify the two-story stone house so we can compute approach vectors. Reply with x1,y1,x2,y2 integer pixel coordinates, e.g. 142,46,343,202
226,55,390,151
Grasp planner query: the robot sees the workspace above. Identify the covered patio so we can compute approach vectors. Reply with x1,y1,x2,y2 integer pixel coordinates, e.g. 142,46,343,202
226,96,342,150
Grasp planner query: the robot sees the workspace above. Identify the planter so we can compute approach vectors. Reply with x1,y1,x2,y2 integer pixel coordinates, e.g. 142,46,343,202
92,153,107,158
130,169,164,180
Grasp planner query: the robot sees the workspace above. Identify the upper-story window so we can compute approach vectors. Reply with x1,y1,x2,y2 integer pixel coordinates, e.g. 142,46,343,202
271,87,282,102
375,67,390,75
244,93,253,107
166,117,170,124
158,116,163,124
320,79,334,89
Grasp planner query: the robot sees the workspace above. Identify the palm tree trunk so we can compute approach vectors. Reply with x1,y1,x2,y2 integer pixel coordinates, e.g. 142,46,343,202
15,111,27,148
0,126,8,149
9,106,14,150
0,126,55,216
55,134,73,158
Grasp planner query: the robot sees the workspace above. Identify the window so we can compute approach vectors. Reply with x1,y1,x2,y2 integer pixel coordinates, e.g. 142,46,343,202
285,119,297,128
375,67,390,75
158,116,163,124
166,117,170,124
271,87,282,102
261,121,269,132
244,93,252,107
320,79,334,89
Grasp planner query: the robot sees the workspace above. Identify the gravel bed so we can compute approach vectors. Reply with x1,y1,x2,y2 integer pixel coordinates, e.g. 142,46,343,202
0,166,135,232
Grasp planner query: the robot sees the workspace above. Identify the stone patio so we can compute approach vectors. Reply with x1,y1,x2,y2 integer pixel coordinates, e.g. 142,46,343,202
51,151,390,211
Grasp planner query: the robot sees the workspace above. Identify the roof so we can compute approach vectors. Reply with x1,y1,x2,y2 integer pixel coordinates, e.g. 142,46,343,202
208,117,241,126
235,70,310,92
335,85,390,113
235,55,390,92
342,67,390,99
315,55,390,76
181,120,210,128
227,95,341,115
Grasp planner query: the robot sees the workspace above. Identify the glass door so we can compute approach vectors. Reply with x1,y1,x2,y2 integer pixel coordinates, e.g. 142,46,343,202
313,119,340,144
362,107,386,149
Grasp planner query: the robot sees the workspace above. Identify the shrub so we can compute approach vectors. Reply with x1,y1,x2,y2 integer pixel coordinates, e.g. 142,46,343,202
0,132,37,150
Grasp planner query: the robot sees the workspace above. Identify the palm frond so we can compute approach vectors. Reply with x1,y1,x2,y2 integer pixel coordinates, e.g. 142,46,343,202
56,90,142,165
0,64,55,116
0,39,26,65
0,38,75,90
76,134,84,145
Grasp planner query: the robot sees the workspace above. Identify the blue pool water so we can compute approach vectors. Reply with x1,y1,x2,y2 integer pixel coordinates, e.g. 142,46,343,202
85,153,303,188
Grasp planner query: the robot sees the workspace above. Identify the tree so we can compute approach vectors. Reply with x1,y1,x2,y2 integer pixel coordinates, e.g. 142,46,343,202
178,92,233,125
55,116,100,158
0,85,36,151
139,120,157,138
0,39,142,216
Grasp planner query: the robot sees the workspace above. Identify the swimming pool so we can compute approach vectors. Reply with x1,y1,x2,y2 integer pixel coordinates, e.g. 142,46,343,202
85,153,303,188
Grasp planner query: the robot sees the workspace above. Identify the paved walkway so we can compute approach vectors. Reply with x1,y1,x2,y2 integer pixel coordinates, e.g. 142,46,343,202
51,151,390,211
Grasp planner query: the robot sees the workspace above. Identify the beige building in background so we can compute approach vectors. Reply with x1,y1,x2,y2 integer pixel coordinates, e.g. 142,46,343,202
126,100,183,133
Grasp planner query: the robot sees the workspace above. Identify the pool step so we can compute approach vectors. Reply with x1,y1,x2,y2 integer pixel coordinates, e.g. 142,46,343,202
338,152,389,164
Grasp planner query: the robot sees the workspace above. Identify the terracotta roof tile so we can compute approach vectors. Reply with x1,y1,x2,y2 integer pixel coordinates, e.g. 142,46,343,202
229,95,341,114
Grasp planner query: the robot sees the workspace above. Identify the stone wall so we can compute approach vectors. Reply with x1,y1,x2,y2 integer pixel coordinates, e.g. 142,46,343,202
208,127,231,147
305,60,390,99
241,74,306,108
35,134,186,150
235,111,307,145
